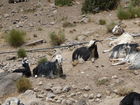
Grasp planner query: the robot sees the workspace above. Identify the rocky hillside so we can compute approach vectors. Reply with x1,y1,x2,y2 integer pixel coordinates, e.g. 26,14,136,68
0,0,140,105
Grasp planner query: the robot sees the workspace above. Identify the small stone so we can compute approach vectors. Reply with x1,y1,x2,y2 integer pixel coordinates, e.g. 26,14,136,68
83,94,88,98
4,14,10,18
96,93,102,98
38,81,43,85
52,86,62,94
133,71,139,75
83,86,90,91
95,98,101,102
47,92,56,98
89,94,94,99
112,75,118,79
63,85,71,92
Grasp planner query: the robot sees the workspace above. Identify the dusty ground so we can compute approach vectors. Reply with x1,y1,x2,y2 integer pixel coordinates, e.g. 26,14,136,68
0,0,140,105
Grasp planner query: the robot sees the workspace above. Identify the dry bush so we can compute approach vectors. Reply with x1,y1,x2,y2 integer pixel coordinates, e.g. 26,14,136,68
99,19,106,25
16,77,32,93
116,87,134,96
55,0,73,6
17,48,27,58
49,30,65,46
6,29,26,47
82,0,120,14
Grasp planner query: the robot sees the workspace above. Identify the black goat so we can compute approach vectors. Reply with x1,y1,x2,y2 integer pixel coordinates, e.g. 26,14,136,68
120,92,140,105
33,54,64,78
9,0,28,3
72,39,102,66
13,58,31,77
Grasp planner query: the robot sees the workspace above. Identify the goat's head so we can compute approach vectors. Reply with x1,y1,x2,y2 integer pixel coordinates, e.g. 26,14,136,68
53,54,63,64
87,39,102,48
112,23,124,35
22,58,29,68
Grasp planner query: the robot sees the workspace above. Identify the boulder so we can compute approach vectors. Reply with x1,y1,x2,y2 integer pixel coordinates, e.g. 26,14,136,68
0,72,22,97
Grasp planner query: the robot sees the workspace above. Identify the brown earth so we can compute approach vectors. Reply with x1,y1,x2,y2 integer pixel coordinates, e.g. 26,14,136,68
0,0,140,105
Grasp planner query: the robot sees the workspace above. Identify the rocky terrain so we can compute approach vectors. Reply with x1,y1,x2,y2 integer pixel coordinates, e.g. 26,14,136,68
0,0,140,105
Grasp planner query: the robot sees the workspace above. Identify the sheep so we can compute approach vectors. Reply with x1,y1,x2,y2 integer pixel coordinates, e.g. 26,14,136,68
12,58,31,77
33,54,65,78
112,43,140,70
103,32,135,53
119,92,140,105
72,39,102,66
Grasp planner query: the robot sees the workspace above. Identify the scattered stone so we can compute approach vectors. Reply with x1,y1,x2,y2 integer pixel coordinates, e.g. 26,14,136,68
76,99,87,105
112,75,118,79
83,86,90,91
47,92,56,98
52,86,63,94
133,71,139,75
38,81,43,85
62,85,71,92
83,94,88,98
96,93,102,98
4,14,10,18
89,94,94,99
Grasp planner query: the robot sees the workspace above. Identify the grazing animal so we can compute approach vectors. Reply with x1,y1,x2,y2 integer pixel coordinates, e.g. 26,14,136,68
72,39,102,66
33,54,64,78
13,58,31,77
112,43,140,70
120,92,140,105
109,32,135,47
112,24,124,36
9,0,28,3
103,33,135,53
108,43,139,60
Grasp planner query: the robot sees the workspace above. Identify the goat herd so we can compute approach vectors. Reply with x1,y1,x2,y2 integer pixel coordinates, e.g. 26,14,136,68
8,24,140,105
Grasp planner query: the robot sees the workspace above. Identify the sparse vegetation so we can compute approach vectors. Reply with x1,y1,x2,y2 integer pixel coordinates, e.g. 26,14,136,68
131,0,140,6
99,19,106,25
16,77,32,93
96,78,110,86
17,48,27,58
82,0,120,14
106,22,116,33
116,87,134,96
38,57,48,64
6,29,26,47
49,30,65,46
63,21,76,27
55,0,73,6
23,8,36,13
38,27,43,31
117,5,140,20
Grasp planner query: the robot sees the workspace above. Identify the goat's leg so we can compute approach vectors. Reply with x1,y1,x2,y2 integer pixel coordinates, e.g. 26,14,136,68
110,58,125,62
112,60,126,66
103,48,112,53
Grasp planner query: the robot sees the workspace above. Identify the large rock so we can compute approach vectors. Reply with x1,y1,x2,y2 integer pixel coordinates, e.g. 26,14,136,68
0,72,22,97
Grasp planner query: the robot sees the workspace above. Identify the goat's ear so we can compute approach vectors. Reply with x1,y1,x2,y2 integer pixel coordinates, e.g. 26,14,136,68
136,46,140,50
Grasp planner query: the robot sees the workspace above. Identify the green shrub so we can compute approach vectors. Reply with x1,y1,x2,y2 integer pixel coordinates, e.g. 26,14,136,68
38,57,48,64
55,0,73,6
99,19,106,25
49,30,65,46
17,48,27,58
131,0,140,6
16,77,32,93
38,27,43,31
106,22,116,33
62,21,76,27
117,6,140,20
6,29,26,47
82,0,120,14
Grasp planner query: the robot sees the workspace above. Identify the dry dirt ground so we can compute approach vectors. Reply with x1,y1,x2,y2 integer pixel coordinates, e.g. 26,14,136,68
0,0,140,105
